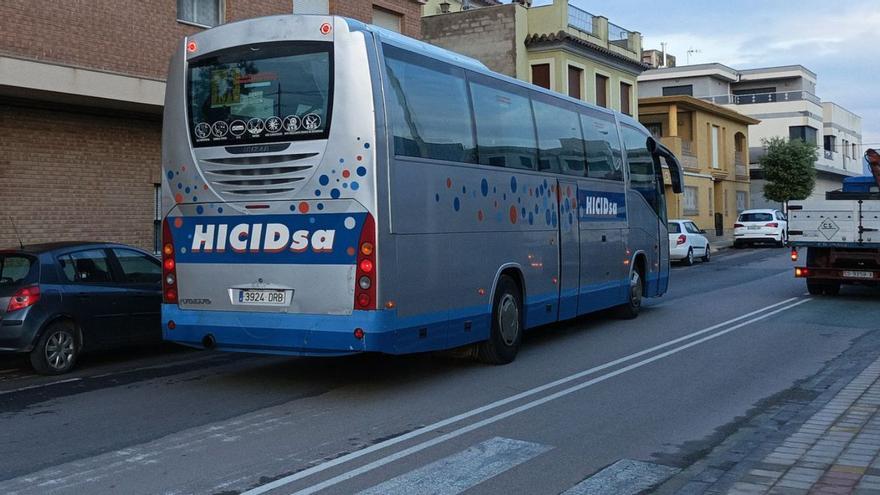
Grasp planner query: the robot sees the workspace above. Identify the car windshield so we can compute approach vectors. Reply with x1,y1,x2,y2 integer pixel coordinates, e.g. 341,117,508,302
0,254,36,287
739,213,774,222
668,223,682,233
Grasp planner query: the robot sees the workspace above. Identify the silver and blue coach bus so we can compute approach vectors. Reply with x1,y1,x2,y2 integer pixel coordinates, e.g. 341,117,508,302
160,15,684,364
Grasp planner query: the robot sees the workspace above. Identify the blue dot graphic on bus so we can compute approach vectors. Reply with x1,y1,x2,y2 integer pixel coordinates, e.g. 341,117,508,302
330,188,341,199
342,183,348,189
357,166,367,177
196,205,204,215
481,178,488,196
339,158,344,164
309,217,315,224
453,197,460,211
316,203,324,210
462,185,466,194
167,171,174,180
510,176,517,193
351,182,359,191
545,210,552,225
364,142,370,149
528,212,534,225
521,207,526,218
289,205,296,211
552,211,558,227
315,189,321,196
177,183,182,190
192,196,198,202
217,207,223,213
319,175,330,186
435,193,440,202
185,187,191,194
534,204,539,214
503,193,507,200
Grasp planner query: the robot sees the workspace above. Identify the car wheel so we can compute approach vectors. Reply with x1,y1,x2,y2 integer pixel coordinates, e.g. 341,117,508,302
477,275,522,365
614,269,643,320
683,248,694,266
702,246,711,262
30,321,79,375
733,241,742,249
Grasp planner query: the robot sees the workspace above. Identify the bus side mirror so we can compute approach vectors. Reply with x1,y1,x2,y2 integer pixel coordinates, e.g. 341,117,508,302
647,137,684,194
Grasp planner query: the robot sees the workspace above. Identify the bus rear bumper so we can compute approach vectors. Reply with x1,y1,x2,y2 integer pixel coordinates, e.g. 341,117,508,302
162,305,398,356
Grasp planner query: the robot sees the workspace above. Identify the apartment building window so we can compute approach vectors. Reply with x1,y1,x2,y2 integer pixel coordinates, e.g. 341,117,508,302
736,191,747,213
620,82,632,115
568,66,583,100
789,126,817,145
824,135,836,152
853,142,858,158
683,186,698,215
662,85,693,96
595,74,609,108
177,0,222,27
531,64,551,90
372,7,402,32
710,125,720,169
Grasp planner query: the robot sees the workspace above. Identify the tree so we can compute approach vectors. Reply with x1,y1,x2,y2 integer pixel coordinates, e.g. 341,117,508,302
760,137,818,208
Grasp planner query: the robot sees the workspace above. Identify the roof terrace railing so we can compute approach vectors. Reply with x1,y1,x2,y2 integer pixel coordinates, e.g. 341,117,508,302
699,90,821,106
567,4,594,34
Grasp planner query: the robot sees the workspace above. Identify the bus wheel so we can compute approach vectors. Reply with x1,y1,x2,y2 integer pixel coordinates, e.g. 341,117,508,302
614,270,643,320
478,275,522,365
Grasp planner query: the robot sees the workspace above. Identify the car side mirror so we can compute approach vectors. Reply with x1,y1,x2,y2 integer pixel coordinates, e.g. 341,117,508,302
699,229,707,234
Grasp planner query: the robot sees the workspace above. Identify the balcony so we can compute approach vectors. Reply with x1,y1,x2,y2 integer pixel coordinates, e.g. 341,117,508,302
607,22,632,51
735,151,748,177
699,90,821,106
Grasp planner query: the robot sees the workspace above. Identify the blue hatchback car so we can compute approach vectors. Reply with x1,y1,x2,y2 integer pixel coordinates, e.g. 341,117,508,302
0,242,162,374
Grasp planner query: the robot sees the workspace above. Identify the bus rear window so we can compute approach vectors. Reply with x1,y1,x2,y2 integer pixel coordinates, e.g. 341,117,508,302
188,41,333,147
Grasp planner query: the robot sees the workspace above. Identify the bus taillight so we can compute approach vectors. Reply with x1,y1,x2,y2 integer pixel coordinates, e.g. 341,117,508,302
162,219,179,304
354,214,377,310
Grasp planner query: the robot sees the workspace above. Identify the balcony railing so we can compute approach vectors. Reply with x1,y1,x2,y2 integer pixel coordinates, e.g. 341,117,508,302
607,22,631,50
699,90,821,106
567,5,594,34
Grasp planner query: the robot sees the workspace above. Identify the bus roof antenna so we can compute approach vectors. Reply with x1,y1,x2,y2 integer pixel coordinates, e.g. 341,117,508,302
8,216,24,249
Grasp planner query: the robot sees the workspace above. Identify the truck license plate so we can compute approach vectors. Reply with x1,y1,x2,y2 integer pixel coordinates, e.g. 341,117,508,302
237,289,290,305
842,270,873,279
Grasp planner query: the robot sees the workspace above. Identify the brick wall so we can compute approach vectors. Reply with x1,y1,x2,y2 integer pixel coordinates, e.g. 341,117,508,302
0,0,294,80
329,0,423,39
421,4,517,76
0,104,161,250
0,0,422,80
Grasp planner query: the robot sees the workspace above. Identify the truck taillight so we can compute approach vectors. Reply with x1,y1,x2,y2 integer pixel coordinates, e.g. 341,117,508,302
791,248,798,261
354,213,377,310
162,219,178,304
766,222,779,228
676,234,687,246
7,285,40,312
795,267,808,277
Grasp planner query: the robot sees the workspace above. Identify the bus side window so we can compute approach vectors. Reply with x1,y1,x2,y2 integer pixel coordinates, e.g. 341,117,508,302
532,96,585,176
383,45,477,164
621,125,662,215
581,111,623,181
468,75,537,170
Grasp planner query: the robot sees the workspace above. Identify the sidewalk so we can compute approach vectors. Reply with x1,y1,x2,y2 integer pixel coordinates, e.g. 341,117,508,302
655,333,880,495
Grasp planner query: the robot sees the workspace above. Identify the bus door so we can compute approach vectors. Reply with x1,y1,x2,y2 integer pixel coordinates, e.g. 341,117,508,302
556,179,580,320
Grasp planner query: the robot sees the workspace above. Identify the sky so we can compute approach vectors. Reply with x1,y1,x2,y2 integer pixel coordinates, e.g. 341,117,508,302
538,0,880,155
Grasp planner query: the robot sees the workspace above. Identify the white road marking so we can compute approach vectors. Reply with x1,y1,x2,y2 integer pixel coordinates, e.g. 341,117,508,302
355,437,551,495
241,297,806,495
0,377,81,396
561,459,680,495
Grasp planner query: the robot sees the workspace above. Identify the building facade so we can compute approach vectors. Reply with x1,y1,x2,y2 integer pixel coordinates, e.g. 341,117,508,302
638,64,863,209
422,0,647,116
0,0,424,251
639,96,759,239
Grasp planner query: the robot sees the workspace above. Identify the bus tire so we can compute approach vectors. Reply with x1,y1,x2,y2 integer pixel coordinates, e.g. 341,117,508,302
614,269,643,320
478,275,522,365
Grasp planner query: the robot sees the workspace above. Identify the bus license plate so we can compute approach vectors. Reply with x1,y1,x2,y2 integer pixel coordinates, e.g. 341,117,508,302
842,270,873,279
237,289,289,305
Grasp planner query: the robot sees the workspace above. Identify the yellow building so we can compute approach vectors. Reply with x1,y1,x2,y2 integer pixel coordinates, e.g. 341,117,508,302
422,0,646,116
639,96,760,238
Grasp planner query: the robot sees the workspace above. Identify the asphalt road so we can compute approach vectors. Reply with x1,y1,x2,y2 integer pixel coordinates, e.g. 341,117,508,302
0,247,877,495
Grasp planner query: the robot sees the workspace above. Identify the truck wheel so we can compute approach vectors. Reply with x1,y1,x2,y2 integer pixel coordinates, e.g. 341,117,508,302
478,275,522,365
806,279,839,296
614,270,643,320
824,282,841,296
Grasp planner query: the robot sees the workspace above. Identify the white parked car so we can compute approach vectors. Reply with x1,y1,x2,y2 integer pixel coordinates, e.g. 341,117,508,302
733,209,788,248
668,219,711,265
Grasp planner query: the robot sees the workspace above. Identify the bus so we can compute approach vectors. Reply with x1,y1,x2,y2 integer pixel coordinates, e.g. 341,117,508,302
160,15,684,364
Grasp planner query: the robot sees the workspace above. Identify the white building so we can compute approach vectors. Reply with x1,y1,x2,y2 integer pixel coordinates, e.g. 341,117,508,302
638,64,862,208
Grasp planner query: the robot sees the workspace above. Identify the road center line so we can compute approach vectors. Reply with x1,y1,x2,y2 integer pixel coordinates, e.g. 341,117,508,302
242,297,801,495
287,299,810,495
